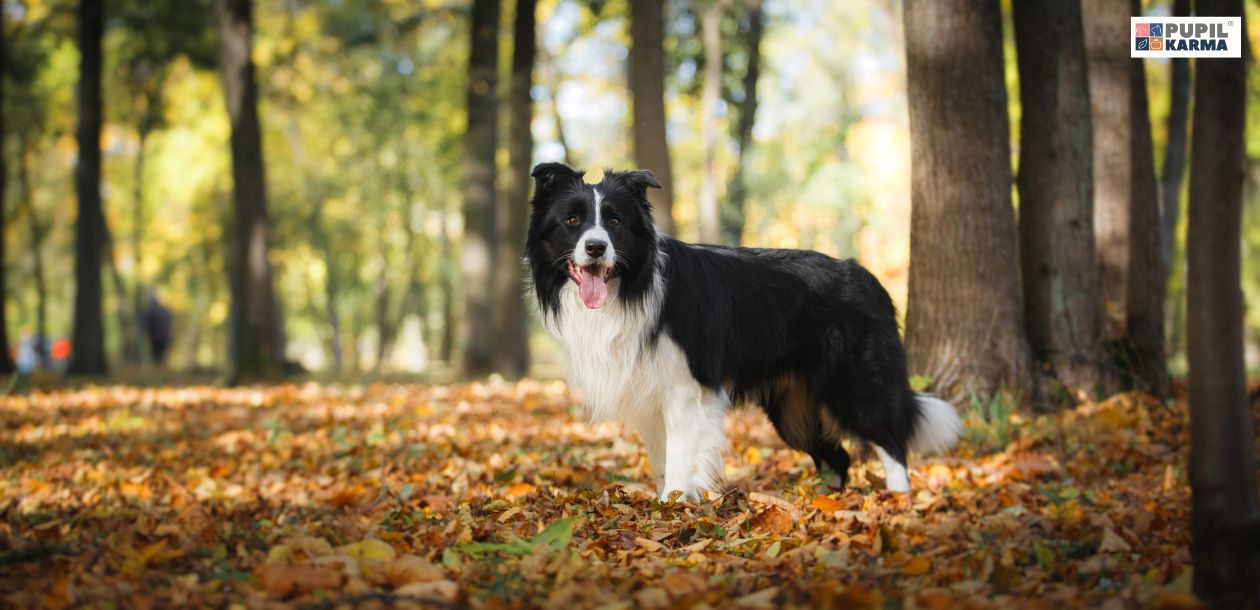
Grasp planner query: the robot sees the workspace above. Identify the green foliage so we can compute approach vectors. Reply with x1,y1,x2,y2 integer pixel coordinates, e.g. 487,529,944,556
457,516,579,556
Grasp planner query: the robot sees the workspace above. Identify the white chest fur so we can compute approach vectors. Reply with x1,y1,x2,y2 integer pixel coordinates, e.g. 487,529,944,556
543,280,692,424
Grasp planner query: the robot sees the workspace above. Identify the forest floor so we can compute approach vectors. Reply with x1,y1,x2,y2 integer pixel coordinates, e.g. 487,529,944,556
2,379,1254,609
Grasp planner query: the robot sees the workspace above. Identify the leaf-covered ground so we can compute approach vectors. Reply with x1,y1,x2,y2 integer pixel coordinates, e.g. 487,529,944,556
2,380,1253,609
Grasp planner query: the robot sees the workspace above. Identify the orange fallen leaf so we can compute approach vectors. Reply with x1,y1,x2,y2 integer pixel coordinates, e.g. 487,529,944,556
749,506,793,535
901,555,931,575
505,482,536,498
811,495,845,513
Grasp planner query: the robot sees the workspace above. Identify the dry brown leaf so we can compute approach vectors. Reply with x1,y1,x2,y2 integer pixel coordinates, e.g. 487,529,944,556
749,506,793,535
261,565,342,600
662,571,708,599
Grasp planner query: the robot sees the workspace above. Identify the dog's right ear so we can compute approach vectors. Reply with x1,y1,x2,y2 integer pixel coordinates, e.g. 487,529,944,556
530,163,585,199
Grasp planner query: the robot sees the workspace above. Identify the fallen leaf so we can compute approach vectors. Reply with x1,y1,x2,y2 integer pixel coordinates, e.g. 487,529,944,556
901,555,931,575
749,506,793,535
811,495,845,513
261,565,342,600
505,482,536,498
384,555,444,587
1098,528,1132,553
662,571,707,599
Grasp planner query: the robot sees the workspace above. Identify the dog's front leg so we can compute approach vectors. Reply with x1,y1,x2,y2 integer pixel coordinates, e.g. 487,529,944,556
626,410,667,493
660,384,727,502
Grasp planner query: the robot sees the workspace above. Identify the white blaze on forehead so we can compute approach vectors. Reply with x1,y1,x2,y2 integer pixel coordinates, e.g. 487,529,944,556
575,187,614,267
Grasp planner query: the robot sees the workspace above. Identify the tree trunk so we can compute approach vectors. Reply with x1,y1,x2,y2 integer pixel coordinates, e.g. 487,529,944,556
1012,0,1110,397
629,0,676,234
491,0,535,378
1160,0,1192,272
131,117,155,364
0,5,14,375
19,139,50,370
439,204,455,365
902,0,1031,400
460,0,501,377
697,0,729,244
1082,0,1167,395
1186,0,1260,603
67,0,108,376
722,0,762,246
216,0,282,383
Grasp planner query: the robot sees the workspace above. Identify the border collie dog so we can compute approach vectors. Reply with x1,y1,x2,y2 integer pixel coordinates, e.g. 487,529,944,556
525,163,962,501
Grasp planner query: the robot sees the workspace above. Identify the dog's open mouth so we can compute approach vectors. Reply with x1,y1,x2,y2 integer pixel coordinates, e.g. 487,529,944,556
567,260,615,309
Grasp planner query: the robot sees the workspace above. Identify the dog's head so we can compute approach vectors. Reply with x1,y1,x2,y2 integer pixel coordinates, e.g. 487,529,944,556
525,163,661,312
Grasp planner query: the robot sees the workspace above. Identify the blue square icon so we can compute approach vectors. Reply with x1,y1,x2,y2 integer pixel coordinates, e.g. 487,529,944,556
1135,37,1149,50
1150,23,1163,36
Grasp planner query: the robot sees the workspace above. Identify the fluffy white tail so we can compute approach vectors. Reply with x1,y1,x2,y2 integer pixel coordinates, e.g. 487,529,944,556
910,394,963,455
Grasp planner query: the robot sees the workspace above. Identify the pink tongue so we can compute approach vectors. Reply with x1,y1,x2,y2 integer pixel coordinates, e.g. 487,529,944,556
578,268,608,309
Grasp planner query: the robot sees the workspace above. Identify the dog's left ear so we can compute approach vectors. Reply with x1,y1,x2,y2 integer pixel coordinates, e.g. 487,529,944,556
621,169,662,194
531,162,585,200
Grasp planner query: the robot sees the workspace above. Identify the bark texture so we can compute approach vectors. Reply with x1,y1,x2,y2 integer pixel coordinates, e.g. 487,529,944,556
1082,0,1167,394
1012,0,1110,396
216,0,282,383
629,0,676,234
492,0,535,377
0,3,13,374
68,0,108,376
722,0,763,246
1186,1,1260,604
903,0,1031,400
1160,0,1192,271
697,0,729,244
460,0,501,376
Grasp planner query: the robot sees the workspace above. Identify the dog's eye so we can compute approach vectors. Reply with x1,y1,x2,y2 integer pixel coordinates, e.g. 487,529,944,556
565,215,580,226
607,218,623,228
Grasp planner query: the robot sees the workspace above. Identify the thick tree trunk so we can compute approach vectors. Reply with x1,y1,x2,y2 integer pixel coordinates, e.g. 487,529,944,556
1186,1,1260,603
903,0,1031,400
67,0,108,376
629,0,676,234
460,0,501,377
697,0,729,244
1160,0,1192,271
1082,0,1167,395
492,0,535,377
0,6,14,375
216,0,282,383
722,0,762,246
1012,0,1110,396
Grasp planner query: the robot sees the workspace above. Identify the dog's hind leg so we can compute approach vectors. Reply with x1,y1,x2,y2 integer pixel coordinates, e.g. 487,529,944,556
762,376,852,487
873,444,910,492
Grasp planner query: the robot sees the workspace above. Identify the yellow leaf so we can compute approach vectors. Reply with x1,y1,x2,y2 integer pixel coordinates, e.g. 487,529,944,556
342,539,397,563
743,446,763,465
901,555,931,575
266,545,293,565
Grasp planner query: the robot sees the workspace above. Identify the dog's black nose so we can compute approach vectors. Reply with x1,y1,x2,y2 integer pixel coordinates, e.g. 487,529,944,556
585,240,607,257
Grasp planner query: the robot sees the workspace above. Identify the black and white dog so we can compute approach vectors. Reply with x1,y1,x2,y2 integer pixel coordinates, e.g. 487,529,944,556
525,163,961,501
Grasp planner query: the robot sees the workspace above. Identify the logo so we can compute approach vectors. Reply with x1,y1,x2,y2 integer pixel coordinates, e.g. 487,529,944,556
1132,17,1241,58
